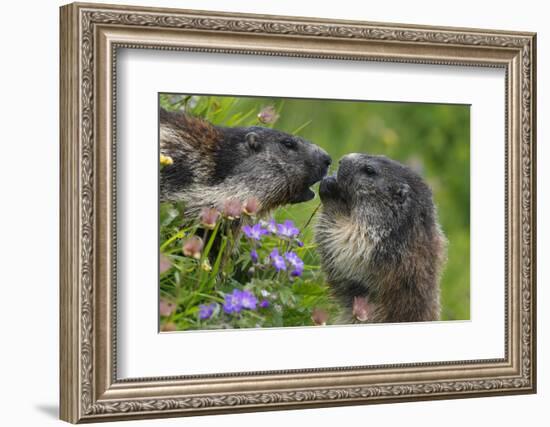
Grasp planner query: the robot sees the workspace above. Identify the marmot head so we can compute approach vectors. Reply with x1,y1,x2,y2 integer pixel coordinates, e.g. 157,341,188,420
213,125,332,210
160,109,332,215
319,153,436,241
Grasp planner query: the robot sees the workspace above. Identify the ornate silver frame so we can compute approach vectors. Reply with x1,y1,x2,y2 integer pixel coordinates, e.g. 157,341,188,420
60,2,536,423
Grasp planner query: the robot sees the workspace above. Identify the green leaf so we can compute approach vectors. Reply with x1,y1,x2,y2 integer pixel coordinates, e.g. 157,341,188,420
160,203,179,227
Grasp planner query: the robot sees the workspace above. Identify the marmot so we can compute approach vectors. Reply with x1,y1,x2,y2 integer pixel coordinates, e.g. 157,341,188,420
315,153,447,323
160,108,332,216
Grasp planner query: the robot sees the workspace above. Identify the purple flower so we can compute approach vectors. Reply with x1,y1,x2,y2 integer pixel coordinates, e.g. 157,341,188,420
265,219,278,234
257,105,280,124
259,300,270,309
243,223,268,241
223,289,258,314
250,249,259,263
296,240,304,248
277,220,300,238
239,290,258,310
285,251,304,277
198,303,217,320
284,251,302,266
270,248,287,272
223,290,243,314
290,269,303,277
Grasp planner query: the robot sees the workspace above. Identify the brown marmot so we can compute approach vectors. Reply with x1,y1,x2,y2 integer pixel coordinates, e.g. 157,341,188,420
160,108,332,216
314,153,447,323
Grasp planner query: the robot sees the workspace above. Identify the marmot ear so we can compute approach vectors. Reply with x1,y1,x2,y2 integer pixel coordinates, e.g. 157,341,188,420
246,132,261,151
393,183,410,204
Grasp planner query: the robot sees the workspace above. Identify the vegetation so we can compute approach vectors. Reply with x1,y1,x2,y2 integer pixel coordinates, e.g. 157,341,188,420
159,94,470,331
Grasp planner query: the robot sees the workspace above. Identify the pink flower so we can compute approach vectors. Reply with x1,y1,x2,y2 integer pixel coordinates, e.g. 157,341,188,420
182,236,203,259
352,296,371,322
161,322,177,332
200,207,220,229
311,308,329,326
159,299,176,317
223,199,242,220
242,197,260,216
159,254,172,274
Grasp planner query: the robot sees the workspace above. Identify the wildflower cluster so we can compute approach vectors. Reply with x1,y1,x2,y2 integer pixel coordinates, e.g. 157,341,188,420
159,193,334,329
159,97,338,332
242,218,306,278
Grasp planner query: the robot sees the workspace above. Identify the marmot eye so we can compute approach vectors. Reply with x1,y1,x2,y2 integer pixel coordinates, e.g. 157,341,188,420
281,138,297,149
362,165,377,176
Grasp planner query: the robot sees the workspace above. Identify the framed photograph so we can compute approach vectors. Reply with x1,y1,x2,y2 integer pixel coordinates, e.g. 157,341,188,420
60,2,537,423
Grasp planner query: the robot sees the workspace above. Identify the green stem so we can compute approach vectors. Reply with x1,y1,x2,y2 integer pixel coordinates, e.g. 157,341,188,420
160,230,184,252
197,221,222,289
302,203,321,232
204,236,228,290
219,221,240,276
203,221,221,260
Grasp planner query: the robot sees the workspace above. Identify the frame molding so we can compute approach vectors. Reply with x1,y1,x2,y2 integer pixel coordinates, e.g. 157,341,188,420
60,2,536,423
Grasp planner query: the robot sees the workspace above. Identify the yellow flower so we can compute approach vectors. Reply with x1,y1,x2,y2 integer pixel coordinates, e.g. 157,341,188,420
201,259,212,272
160,154,174,166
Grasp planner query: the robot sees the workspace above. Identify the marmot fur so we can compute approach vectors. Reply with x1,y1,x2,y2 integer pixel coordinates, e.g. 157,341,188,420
160,108,332,216
315,153,447,323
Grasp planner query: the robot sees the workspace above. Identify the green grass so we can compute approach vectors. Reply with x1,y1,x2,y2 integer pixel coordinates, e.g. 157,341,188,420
159,94,470,330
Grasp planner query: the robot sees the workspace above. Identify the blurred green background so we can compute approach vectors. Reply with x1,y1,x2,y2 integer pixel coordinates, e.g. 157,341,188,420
160,94,470,321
